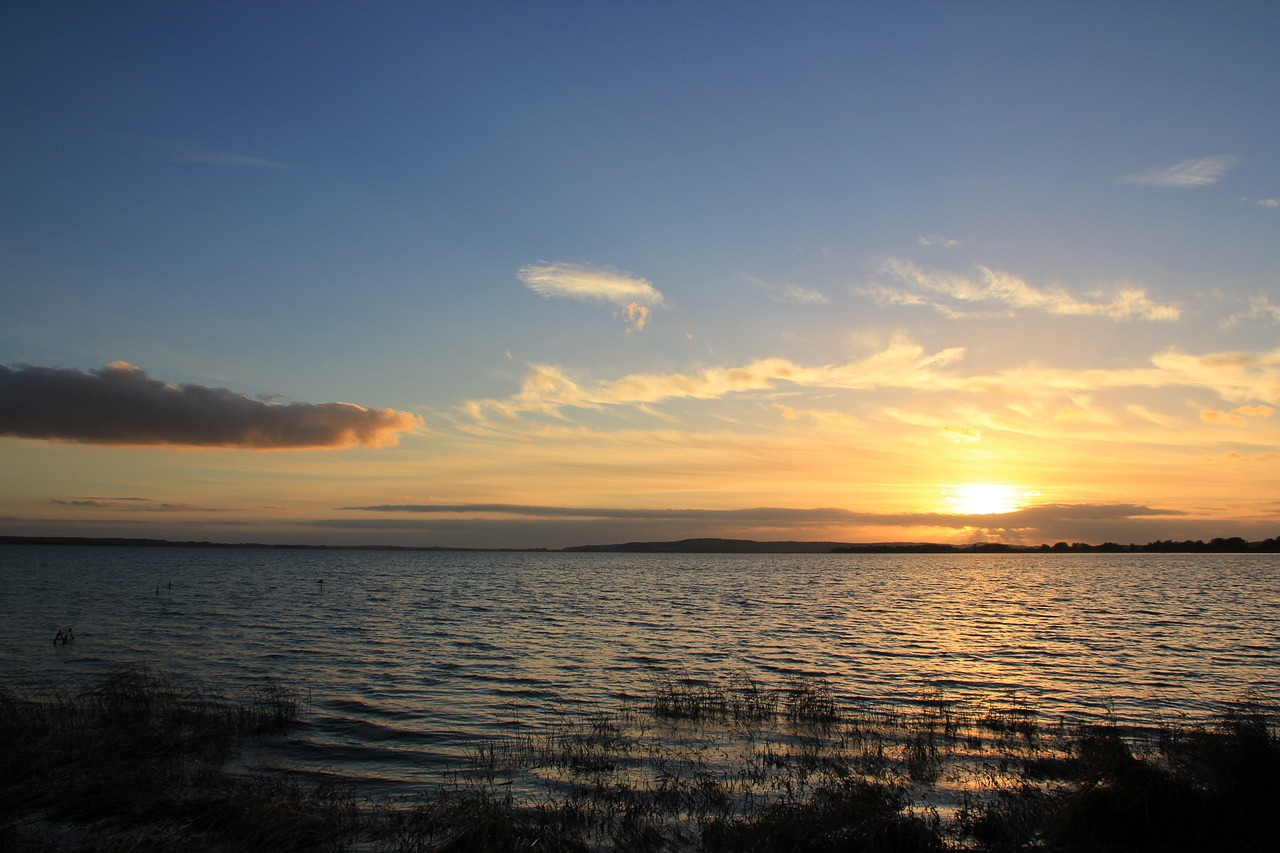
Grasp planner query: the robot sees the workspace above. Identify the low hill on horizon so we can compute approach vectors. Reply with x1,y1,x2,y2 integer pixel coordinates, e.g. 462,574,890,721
561,537,1021,553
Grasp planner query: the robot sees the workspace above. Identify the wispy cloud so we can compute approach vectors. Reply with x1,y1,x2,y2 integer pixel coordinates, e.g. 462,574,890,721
339,500,1177,524
771,401,858,428
1125,404,1181,428
1200,404,1274,427
917,235,960,249
879,407,992,443
864,257,1180,321
1239,197,1279,208
49,497,229,512
1223,294,1280,327
341,503,862,521
460,338,1280,431
940,424,981,443
1122,155,1238,187
47,496,152,506
519,262,664,331
114,134,294,169
465,338,966,418
744,274,829,305
0,362,421,448
971,347,1280,404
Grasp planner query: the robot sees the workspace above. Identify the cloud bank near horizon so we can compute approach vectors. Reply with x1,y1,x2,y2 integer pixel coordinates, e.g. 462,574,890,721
2,497,1253,551
0,362,421,449
340,500,1183,527
292,500,1220,550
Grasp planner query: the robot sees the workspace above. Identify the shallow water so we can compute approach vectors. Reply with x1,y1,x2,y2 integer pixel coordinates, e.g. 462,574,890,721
2,545,1277,794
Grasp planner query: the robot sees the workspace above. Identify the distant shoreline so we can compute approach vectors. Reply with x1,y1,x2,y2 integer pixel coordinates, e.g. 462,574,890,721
0,535,538,553
3,534,1277,554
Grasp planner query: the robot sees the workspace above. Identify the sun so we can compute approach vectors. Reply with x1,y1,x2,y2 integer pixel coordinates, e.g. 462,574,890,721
944,483,1027,515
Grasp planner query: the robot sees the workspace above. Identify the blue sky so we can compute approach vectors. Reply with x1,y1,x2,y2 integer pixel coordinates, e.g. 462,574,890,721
3,1,1279,547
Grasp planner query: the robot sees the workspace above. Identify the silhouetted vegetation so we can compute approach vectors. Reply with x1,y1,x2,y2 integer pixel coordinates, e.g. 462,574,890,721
0,666,346,851
837,535,1280,554
3,668,1277,850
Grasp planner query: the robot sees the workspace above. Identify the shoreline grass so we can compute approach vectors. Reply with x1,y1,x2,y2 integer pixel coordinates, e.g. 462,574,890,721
3,667,1277,851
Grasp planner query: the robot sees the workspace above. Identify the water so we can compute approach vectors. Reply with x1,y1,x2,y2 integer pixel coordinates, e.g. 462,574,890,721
2,545,1278,795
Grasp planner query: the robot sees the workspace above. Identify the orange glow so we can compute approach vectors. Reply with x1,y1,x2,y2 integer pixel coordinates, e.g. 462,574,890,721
944,483,1028,515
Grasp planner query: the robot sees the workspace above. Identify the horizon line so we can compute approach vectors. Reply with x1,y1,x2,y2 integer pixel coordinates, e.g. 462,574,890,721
1,533,1274,554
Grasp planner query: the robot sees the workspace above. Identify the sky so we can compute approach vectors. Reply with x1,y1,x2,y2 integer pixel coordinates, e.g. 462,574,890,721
2,0,1279,549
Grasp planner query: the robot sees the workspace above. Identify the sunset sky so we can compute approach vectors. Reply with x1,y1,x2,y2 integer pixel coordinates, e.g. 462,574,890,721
3,1,1279,549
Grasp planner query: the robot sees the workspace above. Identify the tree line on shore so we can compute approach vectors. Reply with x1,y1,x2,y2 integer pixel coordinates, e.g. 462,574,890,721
835,535,1280,554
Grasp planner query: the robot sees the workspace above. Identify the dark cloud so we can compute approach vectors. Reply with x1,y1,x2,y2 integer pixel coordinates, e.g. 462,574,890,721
337,502,1187,540
341,503,870,522
0,502,1258,552
986,503,1184,523
0,362,421,449
49,498,227,512
339,502,1183,528
310,502,1217,551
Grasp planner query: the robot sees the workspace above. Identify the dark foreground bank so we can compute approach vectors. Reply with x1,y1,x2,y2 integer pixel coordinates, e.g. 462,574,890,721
3,667,1278,851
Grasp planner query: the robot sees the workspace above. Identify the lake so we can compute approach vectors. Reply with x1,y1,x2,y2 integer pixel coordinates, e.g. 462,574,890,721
2,545,1277,796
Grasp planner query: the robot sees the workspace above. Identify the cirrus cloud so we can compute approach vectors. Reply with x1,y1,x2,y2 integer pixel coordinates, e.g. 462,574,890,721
114,133,294,170
518,261,664,330
460,338,1280,429
1122,154,1239,188
744,274,829,305
465,338,966,419
864,257,1181,321
0,362,421,449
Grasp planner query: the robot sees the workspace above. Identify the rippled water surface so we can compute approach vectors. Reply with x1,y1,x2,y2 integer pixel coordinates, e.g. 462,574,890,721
3,545,1278,792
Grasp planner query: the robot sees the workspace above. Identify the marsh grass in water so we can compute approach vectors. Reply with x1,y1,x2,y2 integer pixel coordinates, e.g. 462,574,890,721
2,668,1278,851
0,665,351,851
